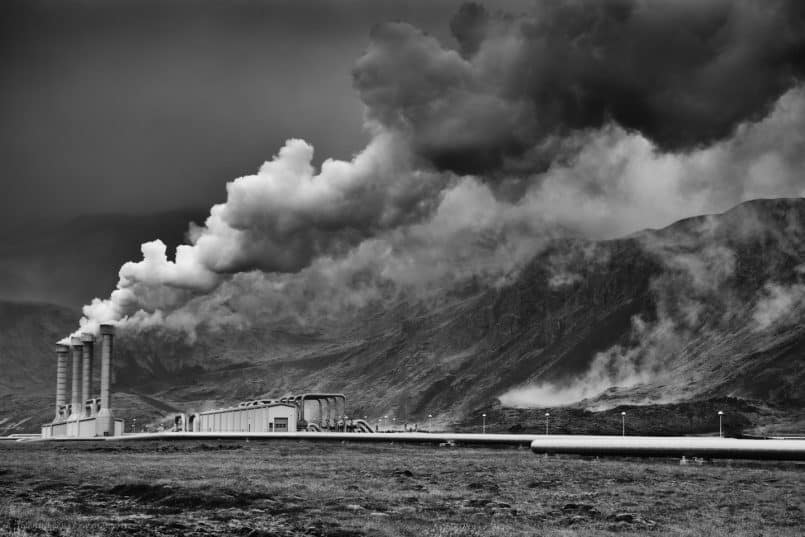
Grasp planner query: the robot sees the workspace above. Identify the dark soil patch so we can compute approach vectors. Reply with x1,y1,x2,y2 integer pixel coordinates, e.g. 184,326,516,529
466,480,500,493
391,468,413,478
31,480,71,492
109,483,175,502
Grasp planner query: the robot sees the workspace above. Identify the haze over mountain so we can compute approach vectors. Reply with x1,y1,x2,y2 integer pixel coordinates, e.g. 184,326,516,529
2,199,803,435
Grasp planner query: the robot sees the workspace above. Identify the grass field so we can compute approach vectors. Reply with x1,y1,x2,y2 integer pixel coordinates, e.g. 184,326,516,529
0,439,803,536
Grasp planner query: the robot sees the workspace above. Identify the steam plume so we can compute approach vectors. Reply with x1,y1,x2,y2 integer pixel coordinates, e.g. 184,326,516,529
62,3,805,410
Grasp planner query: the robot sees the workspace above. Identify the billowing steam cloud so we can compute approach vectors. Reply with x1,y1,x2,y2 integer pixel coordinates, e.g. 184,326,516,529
499,317,679,408
72,131,450,336
753,281,805,330
65,2,805,409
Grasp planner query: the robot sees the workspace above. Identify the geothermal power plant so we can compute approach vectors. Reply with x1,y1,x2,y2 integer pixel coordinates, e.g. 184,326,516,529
41,324,123,438
32,325,805,462
39,326,374,438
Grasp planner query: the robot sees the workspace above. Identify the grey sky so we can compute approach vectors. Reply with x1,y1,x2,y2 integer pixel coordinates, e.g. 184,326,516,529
0,0,533,225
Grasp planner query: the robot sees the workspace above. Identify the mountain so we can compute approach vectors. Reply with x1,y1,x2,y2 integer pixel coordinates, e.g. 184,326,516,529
0,300,77,394
2,199,805,435
0,300,77,434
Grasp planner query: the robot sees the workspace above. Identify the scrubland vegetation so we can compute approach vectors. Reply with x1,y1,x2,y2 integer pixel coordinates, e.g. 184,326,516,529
0,440,803,536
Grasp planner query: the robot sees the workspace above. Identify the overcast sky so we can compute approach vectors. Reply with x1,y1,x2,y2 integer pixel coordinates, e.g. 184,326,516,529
0,0,532,225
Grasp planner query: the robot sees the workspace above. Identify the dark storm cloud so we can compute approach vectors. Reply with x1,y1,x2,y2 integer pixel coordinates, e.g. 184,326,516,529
353,0,805,175
450,2,491,58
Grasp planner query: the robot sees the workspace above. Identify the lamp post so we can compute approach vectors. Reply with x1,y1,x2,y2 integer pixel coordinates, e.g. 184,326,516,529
621,411,626,437
428,414,432,432
344,416,348,433
392,417,396,431
482,413,486,434
383,415,388,432
718,411,724,438
545,412,550,435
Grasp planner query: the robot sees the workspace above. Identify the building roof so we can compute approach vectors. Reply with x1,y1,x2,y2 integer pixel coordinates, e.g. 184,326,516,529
198,401,296,416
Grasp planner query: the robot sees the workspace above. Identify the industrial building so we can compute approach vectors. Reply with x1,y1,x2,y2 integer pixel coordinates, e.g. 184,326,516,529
192,401,298,433
41,324,123,438
177,393,374,434
39,323,372,437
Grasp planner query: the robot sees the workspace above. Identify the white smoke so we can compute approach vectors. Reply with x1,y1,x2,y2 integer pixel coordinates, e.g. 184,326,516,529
753,282,805,330
499,317,677,408
68,128,448,337
65,86,805,363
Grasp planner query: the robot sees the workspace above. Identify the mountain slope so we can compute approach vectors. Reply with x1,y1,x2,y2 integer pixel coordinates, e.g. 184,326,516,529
0,301,77,395
2,198,805,434
0,301,78,435
105,198,805,428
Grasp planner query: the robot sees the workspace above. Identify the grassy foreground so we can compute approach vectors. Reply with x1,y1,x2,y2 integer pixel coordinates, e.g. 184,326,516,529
0,439,803,536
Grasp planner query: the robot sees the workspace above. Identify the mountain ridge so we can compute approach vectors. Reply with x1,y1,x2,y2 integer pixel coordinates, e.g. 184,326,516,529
1,198,804,435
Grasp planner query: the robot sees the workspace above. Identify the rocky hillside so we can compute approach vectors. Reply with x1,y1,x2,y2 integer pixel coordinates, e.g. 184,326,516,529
0,301,77,395
0,301,77,434
110,198,805,433
3,198,805,435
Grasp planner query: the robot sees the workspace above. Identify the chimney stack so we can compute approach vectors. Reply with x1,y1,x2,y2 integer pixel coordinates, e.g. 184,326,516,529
54,344,69,422
80,333,94,417
69,337,83,420
96,324,115,436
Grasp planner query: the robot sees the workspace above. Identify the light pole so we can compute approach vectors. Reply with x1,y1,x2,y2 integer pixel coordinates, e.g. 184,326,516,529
344,416,348,432
718,411,724,438
384,415,388,432
482,413,486,434
545,412,550,435
428,414,432,432
133,417,137,434
621,411,626,437
392,417,396,431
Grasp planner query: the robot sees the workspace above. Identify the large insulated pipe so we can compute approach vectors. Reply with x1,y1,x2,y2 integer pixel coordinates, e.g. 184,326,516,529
54,344,69,421
325,397,334,428
81,333,94,417
315,399,323,427
335,395,346,422
299,395,306,423
530,435,805,461
319,397,328,428
99,324,114,413
69,337,83,419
